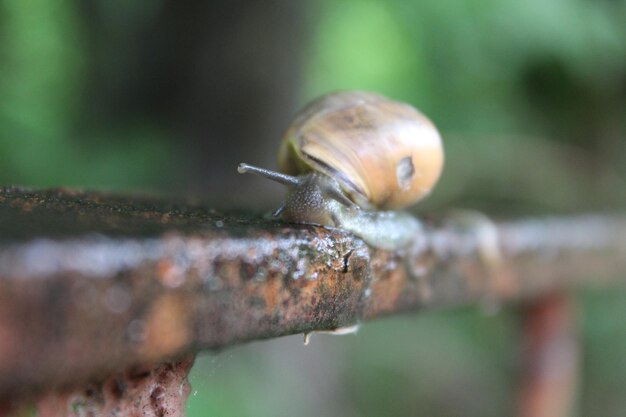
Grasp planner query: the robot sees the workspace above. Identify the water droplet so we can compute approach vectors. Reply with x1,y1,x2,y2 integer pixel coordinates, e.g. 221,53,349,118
292,258,308,280
71,281,99,309
127,319,146,343
103,284,131,314
269,259,288,274
303,324,360,345
203,275,223,291
158,257,187,288
385,259,398,271
410,264,428,277
215,220,224,228
323,324,360,336
253,267,267,282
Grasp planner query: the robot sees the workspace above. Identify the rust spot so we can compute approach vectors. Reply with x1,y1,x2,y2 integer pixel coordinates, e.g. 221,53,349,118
128,368,152,381
150,386,166,417
139,294,190,361
156,260,185,288
36,356,195,417
108,378,126,400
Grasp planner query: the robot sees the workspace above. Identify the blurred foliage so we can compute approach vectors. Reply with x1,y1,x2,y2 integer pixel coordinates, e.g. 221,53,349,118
0,0,178,192
189,309,518,417
1,0,626,416
187,290,626,417
304,0,626,215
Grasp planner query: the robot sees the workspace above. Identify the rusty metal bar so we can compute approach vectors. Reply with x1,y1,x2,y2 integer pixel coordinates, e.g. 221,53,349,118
0,187,625,404
36,355,195,417
517,293,579,417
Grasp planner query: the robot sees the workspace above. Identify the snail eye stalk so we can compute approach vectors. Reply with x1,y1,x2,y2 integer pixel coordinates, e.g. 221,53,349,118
237,163,301,187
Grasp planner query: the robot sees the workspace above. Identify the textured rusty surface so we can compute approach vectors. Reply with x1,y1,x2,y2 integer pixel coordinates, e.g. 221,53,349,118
517,294,578,417
36,355,194,417
0,187,625,403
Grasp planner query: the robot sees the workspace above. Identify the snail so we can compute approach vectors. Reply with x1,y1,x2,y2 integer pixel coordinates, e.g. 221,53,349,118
238,91,444,250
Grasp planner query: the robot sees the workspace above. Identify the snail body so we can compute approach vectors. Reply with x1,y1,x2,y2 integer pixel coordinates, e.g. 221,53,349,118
238,91,444,250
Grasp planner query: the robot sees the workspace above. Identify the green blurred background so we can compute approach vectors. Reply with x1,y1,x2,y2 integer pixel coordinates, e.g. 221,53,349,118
1,1,625,416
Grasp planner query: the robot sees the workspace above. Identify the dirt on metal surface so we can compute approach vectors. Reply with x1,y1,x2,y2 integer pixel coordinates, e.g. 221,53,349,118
0,187,370,403
0,187,625,407
36,355,195,417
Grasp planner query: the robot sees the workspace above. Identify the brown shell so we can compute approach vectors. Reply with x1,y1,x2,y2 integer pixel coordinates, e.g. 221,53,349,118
278,91,444,210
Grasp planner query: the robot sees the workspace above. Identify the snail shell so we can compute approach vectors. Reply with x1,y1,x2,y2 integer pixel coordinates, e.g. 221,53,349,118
278,91,444,210
237,90,444,249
